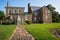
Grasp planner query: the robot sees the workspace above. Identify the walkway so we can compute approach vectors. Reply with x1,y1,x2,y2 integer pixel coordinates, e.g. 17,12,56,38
9,24,34,40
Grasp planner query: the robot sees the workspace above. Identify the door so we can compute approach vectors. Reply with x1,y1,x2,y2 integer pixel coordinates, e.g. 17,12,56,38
18,15,22,24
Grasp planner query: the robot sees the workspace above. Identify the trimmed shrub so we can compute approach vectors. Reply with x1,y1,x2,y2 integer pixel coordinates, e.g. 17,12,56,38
2,19,14,25
26,20,31,24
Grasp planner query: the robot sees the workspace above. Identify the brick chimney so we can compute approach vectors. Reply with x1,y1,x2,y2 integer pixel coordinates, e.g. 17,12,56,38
6,1,10,17
28,3,32,13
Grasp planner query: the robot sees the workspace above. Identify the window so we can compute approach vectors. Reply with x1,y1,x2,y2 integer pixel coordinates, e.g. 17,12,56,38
35,13,37,15
46,16,48,19
8,8,12,13
25,15,28,20
18,9,21,14
48,10,51,13
8,9,9,13
15,9,16,13
34,17,36,21
13,9,16,13
10,15,12,19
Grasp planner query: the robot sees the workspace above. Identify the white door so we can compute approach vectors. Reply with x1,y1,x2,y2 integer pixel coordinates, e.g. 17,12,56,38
18,15,22,24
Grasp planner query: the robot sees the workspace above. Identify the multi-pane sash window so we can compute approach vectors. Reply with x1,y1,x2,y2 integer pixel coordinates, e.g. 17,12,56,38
8,8,12,13
18,9,21,14
34,17,36,21
25,15,28,20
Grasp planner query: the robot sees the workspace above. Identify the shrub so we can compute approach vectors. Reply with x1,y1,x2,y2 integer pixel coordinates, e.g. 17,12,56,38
26,20,31,24
2,19,13,25
9,19,13,25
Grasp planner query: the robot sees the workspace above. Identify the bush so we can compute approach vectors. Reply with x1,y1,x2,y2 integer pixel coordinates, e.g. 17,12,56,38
2,19,13,25
9,19,13,25
26,20,31,24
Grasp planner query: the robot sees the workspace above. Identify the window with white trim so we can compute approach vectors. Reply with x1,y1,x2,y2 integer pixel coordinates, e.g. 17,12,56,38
35,13,37,15
13,9,16,13
34,17,36,21
8,8,12,13
25,15,28,20
46,16,48,19
18,9,21,14
48,10,51,13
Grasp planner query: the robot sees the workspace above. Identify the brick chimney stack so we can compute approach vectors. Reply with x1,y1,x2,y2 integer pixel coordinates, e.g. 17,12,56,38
6,1,10,17
28,3,32,13
7,1,10,7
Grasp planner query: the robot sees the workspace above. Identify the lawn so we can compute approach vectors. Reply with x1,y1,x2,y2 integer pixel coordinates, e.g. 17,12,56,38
24,23,60,40
0,25,16,40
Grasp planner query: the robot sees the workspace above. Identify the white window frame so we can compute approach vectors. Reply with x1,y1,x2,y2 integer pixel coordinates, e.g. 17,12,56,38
25,15,28,20
34,17,36,21
46,16,48,19
35,13,37,15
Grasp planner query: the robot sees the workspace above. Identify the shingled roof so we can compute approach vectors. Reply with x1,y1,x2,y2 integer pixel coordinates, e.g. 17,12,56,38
31,6,41,13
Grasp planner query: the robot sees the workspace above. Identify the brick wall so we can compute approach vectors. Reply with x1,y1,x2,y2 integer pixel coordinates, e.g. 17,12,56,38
28,14,32,22
42,6,52,23
6,8,9,17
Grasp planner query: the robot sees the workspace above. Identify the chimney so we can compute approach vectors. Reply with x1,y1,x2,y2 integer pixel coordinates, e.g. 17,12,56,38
28,3,32,13
7,1,10,7
28,3,30,7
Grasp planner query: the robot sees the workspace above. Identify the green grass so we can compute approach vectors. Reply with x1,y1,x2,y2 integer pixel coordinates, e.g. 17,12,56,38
0,25,16,40
24,23,60,40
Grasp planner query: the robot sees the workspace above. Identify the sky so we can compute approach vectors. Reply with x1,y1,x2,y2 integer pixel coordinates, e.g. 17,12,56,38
0,0,60,14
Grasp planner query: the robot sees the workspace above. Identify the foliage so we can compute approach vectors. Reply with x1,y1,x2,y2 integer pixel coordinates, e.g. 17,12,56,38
24,23,60,40
0,11,5,20
47,4,60,22
2,19,13,25
0,25,16,40
26,20,31,24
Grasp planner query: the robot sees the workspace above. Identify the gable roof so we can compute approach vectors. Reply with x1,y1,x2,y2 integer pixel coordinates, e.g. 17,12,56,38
31,6,41,13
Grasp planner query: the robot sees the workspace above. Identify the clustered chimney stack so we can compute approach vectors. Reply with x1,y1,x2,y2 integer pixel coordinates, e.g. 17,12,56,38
28,3,32,13
7,1,10,7
28,3,30,7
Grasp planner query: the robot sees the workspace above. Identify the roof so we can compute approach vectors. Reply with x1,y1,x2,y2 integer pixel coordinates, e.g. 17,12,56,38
31,6,41,13
5,6,25,9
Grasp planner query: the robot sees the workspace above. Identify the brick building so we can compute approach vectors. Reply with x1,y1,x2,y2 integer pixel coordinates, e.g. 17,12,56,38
5,2,52,24
28,3,52,23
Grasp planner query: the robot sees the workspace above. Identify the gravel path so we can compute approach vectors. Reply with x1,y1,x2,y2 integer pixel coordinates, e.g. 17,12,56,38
9,24,34,40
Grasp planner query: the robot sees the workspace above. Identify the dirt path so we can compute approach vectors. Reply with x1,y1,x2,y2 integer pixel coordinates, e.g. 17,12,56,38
9,24,34,40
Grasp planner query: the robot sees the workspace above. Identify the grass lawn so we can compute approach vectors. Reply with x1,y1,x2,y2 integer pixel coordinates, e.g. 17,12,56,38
24,23,60,40
0,25,16,40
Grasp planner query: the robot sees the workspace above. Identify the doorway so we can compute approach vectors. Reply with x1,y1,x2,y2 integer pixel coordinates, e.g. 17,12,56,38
17,15,22,24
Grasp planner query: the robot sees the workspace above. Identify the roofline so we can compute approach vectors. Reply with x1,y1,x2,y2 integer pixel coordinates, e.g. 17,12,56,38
5,6,25,9
31,6,41,8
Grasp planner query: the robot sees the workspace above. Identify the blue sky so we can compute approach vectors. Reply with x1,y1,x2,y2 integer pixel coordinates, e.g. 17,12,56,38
0,0,60,14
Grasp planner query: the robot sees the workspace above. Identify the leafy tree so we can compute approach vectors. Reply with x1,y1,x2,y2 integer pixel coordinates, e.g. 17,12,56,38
0,11,5,20
47,4,60,22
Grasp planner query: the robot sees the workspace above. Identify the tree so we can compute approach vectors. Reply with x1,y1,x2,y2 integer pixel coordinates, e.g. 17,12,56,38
47,4,60,22
0,11,5,20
